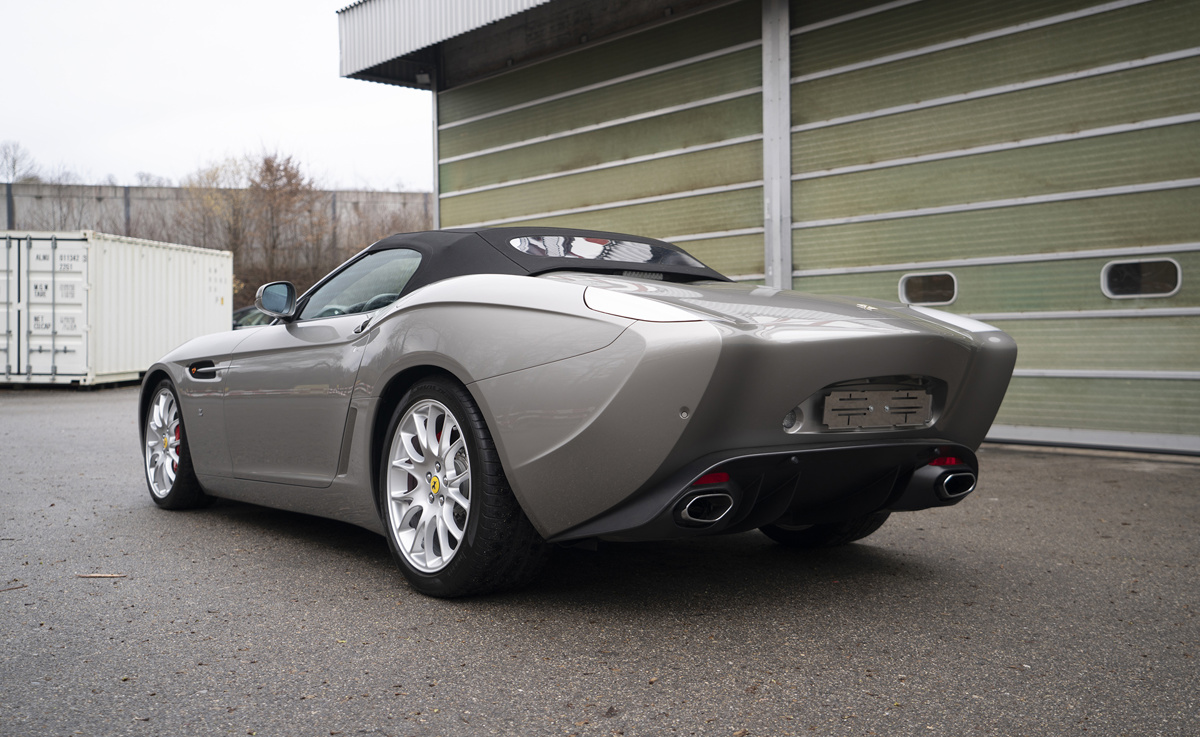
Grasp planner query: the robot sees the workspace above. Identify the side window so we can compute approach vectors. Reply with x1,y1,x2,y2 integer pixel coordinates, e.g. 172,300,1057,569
899,272,957,306
299,249,423,320
1102,259,1181,299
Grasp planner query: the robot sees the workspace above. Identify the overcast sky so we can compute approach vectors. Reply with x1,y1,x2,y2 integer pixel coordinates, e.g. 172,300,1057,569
2,0,434,191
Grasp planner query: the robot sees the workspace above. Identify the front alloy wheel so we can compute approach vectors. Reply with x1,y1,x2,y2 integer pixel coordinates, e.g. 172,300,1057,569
142,379,208,509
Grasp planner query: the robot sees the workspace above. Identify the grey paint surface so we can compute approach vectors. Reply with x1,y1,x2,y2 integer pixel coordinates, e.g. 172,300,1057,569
474,318,723,534
3,387,1198,736
144,269,1016,540
224,312,369,487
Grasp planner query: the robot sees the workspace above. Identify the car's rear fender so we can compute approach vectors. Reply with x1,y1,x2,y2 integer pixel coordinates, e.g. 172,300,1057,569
352,274,640,530
470,319,723,538
355,274,634,389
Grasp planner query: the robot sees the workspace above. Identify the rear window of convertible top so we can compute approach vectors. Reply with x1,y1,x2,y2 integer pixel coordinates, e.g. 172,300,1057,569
508,235,704,268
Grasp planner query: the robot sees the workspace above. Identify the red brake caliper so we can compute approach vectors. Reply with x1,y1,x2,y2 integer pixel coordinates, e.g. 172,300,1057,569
173,426,180,471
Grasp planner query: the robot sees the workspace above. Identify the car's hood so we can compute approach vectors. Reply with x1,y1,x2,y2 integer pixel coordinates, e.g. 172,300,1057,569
541,273,998,337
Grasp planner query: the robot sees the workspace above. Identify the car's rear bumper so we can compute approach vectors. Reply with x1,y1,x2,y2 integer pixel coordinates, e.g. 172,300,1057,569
547,439,978,542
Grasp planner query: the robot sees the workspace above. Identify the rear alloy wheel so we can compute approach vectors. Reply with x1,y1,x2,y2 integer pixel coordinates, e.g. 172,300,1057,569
760,511,891,548
381,377,548,597
143,380,209,509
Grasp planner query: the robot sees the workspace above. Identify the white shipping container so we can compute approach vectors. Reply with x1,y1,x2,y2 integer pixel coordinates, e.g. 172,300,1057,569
1,231,232,386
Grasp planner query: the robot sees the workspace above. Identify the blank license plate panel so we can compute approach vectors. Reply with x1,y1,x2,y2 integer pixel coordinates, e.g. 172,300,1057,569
823,389,933,429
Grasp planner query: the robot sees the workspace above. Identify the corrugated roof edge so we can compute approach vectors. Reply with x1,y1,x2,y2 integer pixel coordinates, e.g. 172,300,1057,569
337,0,556,78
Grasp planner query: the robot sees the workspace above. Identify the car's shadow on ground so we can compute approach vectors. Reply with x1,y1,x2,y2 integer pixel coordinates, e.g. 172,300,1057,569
511,534,936,613
189,498,937,613
196,498,392,562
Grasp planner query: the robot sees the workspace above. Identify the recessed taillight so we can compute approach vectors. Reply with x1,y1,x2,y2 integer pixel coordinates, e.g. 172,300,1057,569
693,472,730,486
928,456,962,466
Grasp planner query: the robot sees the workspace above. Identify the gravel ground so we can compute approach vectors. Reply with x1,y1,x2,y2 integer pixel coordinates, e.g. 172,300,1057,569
1,386,1197,736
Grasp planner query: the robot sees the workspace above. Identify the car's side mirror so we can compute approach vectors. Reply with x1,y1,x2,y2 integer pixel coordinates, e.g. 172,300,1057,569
255,282,297,319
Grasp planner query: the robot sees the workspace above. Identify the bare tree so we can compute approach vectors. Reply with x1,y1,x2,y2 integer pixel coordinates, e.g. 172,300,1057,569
336,191,429,258
246,153,329,282
15,165,91,230
7,148,431,306
135,171,173,187
180,158,251,264
180,153,339,303
1,141,39,183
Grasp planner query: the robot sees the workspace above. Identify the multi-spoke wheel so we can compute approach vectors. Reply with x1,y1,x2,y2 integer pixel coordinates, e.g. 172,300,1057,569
381,377,548,597
387,397,472,572
142,380,208,509
760,511,891,548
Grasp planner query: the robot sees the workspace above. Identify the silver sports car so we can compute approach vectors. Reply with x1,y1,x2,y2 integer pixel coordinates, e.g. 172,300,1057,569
140,227,1017,597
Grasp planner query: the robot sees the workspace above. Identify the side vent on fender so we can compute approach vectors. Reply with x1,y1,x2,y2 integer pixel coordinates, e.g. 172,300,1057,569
188,361,218,380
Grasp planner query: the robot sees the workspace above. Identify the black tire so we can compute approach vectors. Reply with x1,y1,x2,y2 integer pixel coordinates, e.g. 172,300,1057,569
142,379,210,509
379,377,549,597
760,511,891,548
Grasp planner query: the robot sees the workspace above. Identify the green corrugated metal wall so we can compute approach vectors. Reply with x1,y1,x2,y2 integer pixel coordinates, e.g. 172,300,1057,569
434,0,1199,452
789,0,1200,451
436,0,768,274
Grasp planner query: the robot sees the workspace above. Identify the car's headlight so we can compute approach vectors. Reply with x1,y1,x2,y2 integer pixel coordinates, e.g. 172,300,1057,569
584,287,704,322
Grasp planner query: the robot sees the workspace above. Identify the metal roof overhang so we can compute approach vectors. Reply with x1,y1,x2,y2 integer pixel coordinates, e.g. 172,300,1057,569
337,0,555,88
338,0,718,90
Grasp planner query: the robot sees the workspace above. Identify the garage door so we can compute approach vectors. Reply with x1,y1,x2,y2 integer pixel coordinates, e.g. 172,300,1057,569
789,0,1200,453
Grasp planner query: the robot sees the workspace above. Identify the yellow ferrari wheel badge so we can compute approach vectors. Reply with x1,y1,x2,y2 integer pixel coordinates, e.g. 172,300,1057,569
163,437,169,450
430,476,441,494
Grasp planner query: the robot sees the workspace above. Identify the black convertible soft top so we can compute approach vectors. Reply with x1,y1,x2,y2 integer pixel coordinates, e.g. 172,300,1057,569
363,226,730,297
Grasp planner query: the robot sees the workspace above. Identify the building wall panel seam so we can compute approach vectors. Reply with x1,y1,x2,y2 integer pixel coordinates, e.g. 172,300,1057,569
791,47,1200,134
451,181,764,229
665,227,767,243
968,307,1200,320
987,425,1200,453
1012,369,1200,380
439,87,763,165
443,135,764,198
440,95,763,193
792,178,1200,229
792,113,1200,181
440,39,764,130
791,0,924,36
790,0,1154,85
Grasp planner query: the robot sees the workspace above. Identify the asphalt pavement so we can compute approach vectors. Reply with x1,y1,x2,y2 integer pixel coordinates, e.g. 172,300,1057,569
1,386,1197,736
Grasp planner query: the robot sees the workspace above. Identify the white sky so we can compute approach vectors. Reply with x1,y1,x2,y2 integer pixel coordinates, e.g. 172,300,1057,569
2,0,434,191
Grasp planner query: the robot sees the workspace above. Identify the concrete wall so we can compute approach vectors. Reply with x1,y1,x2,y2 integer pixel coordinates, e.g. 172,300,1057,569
3,182,433,250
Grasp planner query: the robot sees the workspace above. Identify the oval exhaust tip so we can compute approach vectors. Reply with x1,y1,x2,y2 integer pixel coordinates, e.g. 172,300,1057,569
940,472,977,498
680,493,734,525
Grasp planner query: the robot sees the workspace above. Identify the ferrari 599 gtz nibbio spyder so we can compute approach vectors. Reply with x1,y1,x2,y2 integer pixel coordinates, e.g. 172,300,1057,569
139,227,1017,597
